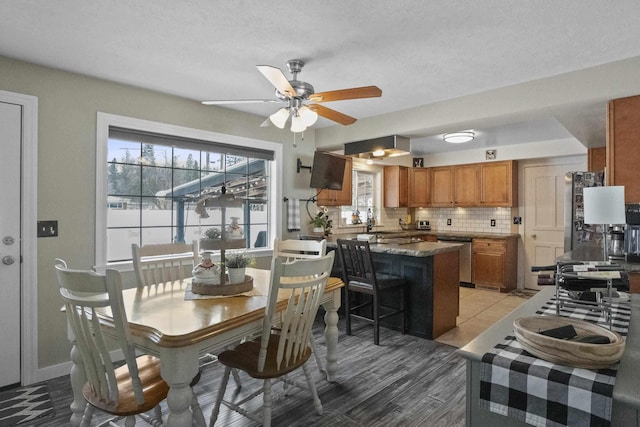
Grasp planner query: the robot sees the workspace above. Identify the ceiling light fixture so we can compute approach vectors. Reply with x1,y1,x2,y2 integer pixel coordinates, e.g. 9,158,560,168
443,131,475,144
372,149,386,157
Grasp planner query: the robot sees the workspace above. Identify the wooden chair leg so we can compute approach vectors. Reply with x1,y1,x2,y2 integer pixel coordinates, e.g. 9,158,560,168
262,379,273,427
345,289,352,336
210,367,231,427
191,392,206,427
309,335,325,374
302,363,323,415
373,294,380,345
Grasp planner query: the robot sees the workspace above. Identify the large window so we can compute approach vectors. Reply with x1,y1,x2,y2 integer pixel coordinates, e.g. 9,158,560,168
96,113,282,267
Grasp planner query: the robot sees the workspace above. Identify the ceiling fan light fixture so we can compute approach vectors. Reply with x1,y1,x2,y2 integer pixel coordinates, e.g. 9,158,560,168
290,114,307,133
298,106,318,127
443,131,475,144
269,108,289,129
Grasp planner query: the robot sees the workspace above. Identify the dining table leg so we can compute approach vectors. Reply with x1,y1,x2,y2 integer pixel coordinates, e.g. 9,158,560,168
159,347,200,427
322,289,341,382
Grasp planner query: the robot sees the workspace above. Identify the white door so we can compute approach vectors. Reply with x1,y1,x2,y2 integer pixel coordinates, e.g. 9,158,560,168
523,159,585,289
0,101,22,387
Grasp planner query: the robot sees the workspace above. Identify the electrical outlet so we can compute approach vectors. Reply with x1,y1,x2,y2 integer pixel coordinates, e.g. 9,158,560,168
513,216,522,225
37,220,58,237
490,219,496,227
447,218,452,226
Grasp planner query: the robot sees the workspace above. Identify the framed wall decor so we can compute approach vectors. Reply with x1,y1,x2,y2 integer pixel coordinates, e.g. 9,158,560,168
412,157,424,167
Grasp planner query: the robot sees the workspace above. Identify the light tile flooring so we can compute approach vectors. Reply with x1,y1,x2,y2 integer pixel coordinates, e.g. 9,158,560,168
435,286,532,348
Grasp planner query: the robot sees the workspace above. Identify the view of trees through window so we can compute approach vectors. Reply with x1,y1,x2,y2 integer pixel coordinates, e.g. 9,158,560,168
106,137,270,263
341,170,376,225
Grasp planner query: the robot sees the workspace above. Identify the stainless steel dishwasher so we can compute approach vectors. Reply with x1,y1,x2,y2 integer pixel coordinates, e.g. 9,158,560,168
437,235,473,284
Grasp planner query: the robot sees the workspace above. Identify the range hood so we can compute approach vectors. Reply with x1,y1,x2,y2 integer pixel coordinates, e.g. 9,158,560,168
344,135,410,158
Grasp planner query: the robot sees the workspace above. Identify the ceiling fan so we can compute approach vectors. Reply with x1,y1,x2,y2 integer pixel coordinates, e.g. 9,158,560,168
201,59,382,132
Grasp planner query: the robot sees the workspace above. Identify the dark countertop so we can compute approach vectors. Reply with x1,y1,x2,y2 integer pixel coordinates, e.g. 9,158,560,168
325,235,463,257
331,229,520,241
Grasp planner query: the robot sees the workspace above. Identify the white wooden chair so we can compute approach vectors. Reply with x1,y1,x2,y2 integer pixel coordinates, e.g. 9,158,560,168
131,242,199,289
209,252,335,427
54,258,206,427
274,238,328,374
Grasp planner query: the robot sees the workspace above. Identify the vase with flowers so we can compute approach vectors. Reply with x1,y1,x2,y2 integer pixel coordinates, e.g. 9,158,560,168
309,211,330,236
225,250,255,284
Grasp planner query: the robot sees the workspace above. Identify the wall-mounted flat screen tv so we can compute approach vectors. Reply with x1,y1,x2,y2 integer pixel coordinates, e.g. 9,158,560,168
309,151,347,190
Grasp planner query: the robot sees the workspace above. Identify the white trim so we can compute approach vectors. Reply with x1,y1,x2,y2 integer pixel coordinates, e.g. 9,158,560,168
0,90,39,385
95,112,282,269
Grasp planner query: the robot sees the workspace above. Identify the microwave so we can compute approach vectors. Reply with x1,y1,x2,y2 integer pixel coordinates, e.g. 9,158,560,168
416,220,430,230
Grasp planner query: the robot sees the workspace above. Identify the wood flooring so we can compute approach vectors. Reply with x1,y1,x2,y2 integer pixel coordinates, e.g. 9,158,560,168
38,314,467,426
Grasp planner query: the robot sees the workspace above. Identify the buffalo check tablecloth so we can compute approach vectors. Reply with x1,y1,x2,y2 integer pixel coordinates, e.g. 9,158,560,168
479,291,631,427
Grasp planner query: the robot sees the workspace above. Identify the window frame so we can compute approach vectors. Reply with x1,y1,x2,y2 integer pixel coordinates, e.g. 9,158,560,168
339,163,382,227
95,112,283,271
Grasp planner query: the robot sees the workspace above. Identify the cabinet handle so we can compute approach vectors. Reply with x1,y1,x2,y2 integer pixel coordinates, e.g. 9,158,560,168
531,234,536,239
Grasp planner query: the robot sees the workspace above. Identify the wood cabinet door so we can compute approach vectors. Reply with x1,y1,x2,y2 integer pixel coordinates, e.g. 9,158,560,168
480,161,517,207
317,157,352,206
430,166,454,207
472,251,505,288
383,165,408,207
454,164,479,206
607,95,640,203
408,168,430,207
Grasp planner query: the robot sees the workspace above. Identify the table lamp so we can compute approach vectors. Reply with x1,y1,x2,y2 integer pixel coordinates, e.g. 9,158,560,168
583,186,626,260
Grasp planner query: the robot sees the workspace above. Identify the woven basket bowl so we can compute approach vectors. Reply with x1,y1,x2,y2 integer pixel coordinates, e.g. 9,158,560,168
513,315,625,369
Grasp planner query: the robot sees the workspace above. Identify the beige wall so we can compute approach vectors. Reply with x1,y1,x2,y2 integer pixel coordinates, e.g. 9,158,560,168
0,55,321,371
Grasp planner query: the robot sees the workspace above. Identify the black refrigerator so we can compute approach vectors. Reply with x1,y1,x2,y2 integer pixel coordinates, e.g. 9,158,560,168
563,171,605,252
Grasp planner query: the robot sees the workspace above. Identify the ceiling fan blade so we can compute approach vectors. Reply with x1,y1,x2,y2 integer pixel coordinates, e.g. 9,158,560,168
309,104,357,125
256,65,296,98
308,86,382,103
201,99,283,105
259,117,272,127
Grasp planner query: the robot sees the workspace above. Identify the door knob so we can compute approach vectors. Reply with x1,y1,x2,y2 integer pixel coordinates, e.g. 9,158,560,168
2,255,16,265
531,234,537,239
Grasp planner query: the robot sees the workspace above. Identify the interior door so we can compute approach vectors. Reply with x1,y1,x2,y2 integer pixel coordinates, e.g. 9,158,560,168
523,160,584,289
0,101,22,387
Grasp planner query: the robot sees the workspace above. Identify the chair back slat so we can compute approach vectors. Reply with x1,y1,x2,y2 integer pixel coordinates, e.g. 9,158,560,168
336,239,377,287
54,259,145,406
132,242,198,288
273,239,326,261
258,253,335,372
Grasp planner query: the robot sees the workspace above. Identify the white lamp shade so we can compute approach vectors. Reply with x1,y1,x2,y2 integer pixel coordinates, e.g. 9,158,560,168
269,108,289,129
290,114,307,133
583,186,626,225
298,106,318,126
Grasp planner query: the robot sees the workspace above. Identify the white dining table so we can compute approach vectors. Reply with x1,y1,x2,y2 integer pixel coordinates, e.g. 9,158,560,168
66,268,343,427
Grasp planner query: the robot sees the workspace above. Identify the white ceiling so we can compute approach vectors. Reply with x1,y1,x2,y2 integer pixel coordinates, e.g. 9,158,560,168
2,1,640,154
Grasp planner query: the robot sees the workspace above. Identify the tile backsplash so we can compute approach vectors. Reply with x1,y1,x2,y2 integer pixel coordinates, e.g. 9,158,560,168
328,206,514,235
414,207,513,233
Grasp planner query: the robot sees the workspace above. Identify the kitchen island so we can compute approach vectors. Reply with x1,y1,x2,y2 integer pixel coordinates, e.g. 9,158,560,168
326,236,462,339
457,286,640,426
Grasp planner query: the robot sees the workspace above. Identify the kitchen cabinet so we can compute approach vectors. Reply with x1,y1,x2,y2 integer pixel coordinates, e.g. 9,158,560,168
588,147,606,172
408,168,431,207
453,164,480,206
472,238,517,292
479,161,517,207
430,166,454,207
629,273,640,294
383,165,408,208
317,157,352,206
607,94,640,203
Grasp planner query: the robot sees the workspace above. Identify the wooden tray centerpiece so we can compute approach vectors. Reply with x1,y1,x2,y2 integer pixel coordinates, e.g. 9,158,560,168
192,275,253,296
513,315,625,369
